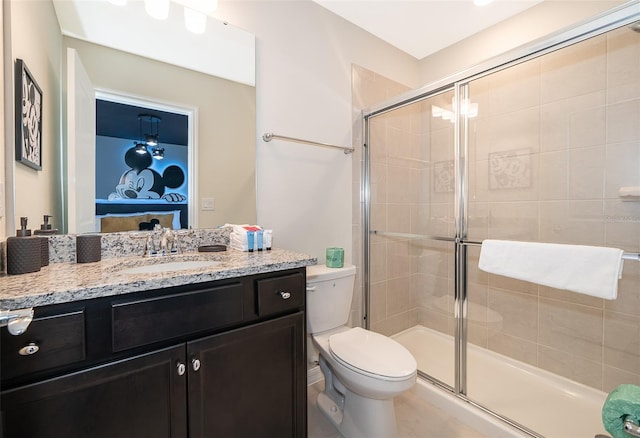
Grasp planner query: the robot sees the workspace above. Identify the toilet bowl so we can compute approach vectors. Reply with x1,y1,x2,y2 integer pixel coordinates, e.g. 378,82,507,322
307,265,417,438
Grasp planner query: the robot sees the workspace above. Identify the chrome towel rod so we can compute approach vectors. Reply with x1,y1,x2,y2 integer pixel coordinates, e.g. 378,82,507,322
370,230,640,261
262,132,354,154
0,308,34,335
623,252,640,261
370,230,456,243
625,419,640,438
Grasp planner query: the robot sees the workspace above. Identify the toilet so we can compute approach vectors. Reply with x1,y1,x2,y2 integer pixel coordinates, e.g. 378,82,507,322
306,264,417,438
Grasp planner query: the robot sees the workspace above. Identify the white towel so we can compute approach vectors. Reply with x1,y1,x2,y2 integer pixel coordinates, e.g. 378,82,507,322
478,240,624,300
230,232,247,243
223,224,262,235
230,242,249,252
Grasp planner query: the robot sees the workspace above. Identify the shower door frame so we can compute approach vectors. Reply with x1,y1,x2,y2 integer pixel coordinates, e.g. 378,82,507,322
361,2,640,437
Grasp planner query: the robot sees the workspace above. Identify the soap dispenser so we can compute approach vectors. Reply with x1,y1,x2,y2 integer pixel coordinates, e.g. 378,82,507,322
34,215,58,235
7,217,42,275
33,216,56,266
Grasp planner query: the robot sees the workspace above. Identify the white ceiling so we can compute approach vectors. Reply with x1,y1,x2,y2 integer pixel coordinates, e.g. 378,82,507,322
312,0,543,60
53,0,255,85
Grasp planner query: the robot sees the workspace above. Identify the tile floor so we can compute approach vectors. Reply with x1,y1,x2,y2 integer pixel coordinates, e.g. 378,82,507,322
307,380,489,438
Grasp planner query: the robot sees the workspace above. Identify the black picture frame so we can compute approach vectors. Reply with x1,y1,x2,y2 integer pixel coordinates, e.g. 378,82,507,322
15,59,43,170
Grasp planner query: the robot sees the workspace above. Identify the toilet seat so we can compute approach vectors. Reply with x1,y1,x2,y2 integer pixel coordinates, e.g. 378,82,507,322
328,327,416,381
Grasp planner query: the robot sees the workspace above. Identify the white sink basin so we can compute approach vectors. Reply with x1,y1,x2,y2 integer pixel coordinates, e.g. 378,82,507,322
119,260,221,275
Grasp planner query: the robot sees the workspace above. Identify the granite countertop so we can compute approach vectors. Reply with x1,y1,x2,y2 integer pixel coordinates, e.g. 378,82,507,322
0,248,317,311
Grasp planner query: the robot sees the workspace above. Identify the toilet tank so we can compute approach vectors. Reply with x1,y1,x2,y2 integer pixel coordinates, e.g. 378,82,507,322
306,264,356,334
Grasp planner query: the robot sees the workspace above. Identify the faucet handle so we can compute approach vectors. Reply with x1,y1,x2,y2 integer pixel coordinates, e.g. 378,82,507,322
163,228,180,254
130,232,158,257
146,234,158,256
171,231,182,254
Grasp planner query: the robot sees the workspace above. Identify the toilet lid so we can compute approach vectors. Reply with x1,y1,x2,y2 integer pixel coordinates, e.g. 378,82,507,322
328,327,417,380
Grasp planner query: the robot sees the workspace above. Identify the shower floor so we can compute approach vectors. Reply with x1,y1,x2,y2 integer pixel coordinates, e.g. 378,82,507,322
393,325,609,438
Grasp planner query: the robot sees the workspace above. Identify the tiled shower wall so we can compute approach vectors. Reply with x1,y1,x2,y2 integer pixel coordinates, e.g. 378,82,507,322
353,23,640,393
350,65,412,328
466,26,640,392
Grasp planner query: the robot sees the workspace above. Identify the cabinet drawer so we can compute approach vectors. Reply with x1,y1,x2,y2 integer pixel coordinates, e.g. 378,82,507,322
256,272,304,316
1,310,86,381
112,282,244,352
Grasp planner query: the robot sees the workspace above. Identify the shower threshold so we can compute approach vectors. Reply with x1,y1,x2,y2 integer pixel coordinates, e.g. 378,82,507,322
393,325,608,438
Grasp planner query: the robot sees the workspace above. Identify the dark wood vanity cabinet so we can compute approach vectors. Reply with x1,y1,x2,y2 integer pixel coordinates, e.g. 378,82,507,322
2,344,188,438
0,268,307,438
188,312,305,437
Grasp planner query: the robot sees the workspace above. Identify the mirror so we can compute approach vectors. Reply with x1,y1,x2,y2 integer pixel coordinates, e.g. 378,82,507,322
5,0,256,235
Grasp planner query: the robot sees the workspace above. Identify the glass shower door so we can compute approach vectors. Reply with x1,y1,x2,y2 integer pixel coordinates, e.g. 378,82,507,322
463,23,640,437
366,88,458,389
363,7,640,438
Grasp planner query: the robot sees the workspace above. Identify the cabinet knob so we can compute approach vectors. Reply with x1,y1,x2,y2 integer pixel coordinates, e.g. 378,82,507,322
192,358,201,372
279,291,291,300
177,362,186,376
18,342,39,356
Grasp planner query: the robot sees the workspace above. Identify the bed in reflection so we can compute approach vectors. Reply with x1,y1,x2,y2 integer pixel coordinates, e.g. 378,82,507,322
95,200,188,232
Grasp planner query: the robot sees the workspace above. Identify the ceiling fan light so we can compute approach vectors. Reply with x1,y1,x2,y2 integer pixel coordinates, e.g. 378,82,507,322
144,0,170,20
184,7,207,34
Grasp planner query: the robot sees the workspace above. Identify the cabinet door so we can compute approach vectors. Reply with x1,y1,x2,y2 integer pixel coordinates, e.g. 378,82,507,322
187,311,306,438
1,344,187,438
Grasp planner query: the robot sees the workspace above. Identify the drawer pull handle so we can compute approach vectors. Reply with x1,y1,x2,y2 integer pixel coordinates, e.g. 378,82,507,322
279,291,291,300
177,362,186,376
192,358,201,372
18,342,39,356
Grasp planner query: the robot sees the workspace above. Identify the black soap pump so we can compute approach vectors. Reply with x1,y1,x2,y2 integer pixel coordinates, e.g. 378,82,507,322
7,217,42,275
33,215,55,267
34,215,58,235
16,216,31,236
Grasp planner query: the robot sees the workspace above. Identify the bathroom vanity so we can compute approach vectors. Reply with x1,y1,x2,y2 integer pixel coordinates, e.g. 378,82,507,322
0,234,315,438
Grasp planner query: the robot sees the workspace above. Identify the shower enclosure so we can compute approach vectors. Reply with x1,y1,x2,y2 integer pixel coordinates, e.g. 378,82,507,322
361,4,640,437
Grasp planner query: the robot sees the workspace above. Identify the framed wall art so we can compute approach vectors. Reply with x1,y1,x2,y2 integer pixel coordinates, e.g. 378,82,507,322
15,59,43,170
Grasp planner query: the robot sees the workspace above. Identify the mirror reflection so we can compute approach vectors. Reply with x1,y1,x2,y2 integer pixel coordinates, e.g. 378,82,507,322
6,0,257,235
95,99,190,233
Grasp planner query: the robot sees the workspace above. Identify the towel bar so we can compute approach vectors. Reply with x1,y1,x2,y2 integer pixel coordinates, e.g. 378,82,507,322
370,231,640,262
370,230,456,243
262,132,354,154
625,419,640,437
0,308,34,335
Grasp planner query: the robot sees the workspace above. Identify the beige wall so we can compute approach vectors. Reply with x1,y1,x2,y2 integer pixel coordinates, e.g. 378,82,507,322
63,37,257,229
5,0,62,235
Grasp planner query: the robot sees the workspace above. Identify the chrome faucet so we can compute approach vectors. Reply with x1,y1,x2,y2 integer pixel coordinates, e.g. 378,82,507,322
160,228,173,254
132,227,183,257
160,228,181,255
